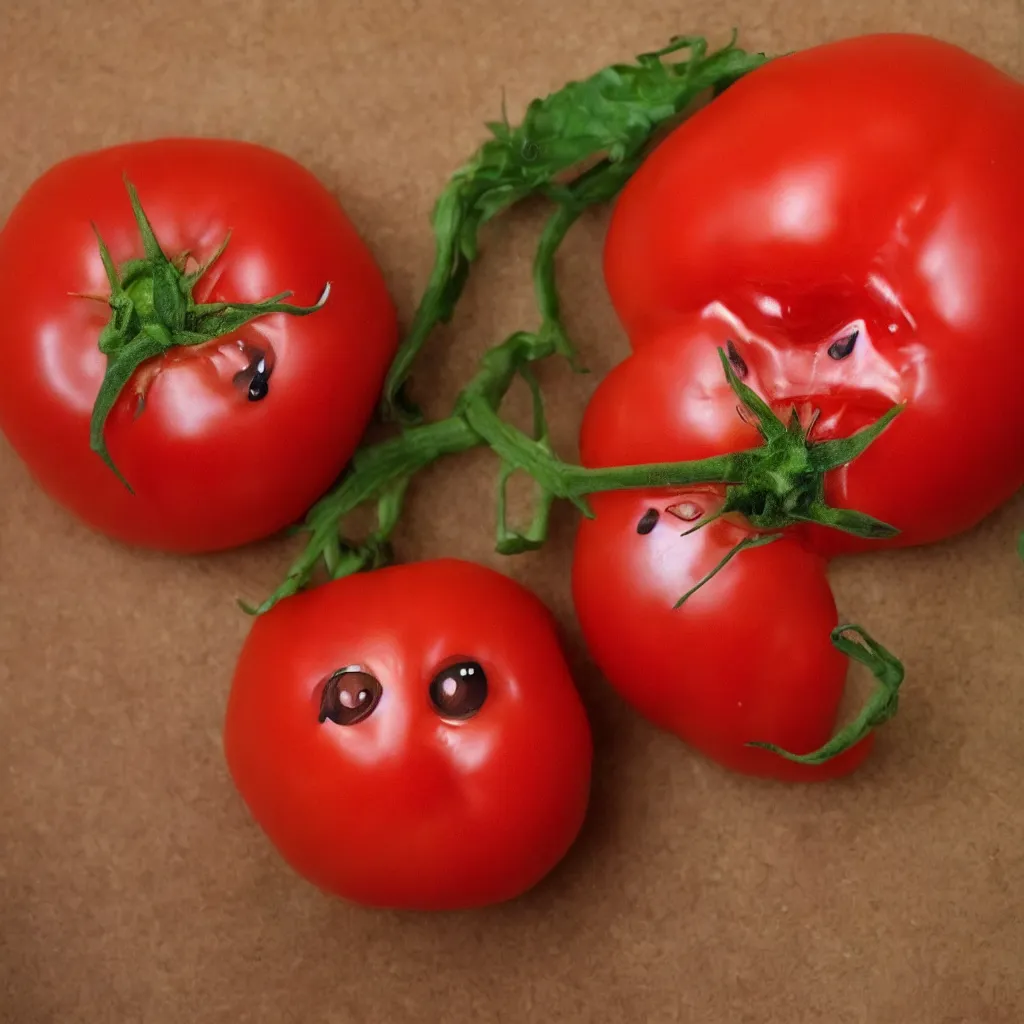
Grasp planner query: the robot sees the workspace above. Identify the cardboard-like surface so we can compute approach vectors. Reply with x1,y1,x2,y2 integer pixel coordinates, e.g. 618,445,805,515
2,2,1022,1021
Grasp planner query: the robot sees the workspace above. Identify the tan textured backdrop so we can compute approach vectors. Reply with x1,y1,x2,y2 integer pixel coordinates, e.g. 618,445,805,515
2,1,1023,1022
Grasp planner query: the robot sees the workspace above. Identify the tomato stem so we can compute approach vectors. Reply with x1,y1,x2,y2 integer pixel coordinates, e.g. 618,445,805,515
248,331,549,612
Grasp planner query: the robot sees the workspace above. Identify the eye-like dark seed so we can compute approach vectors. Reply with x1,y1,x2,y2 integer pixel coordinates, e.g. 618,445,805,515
636,508,659,535
248,357,271,401
318,668,383,726
827,330,859,360
726,339,748,378
429,661,487,720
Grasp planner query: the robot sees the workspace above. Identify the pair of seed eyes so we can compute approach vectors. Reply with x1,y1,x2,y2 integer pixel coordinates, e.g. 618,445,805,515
725,330,859,377
317,661,488,727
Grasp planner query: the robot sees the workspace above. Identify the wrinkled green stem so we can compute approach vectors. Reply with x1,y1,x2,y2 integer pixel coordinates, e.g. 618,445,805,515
379,33,769,422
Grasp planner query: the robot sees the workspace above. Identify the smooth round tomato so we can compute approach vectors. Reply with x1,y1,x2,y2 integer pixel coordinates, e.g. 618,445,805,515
572,487,872,782
0,138,398,552
223,559,593,910
602,33,1024,554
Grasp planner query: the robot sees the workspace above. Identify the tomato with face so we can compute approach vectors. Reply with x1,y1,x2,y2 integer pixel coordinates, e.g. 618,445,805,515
0,138,398,552
223,559,593,910
602,33,1024,554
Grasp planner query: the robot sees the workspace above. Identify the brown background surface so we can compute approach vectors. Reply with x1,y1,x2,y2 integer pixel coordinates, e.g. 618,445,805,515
2,1,1023,1022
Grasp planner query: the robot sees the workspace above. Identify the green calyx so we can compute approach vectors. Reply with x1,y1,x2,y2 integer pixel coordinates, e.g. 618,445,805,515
635,351,903,608
712,351,904,537
747,625,905,764
379,33,769,424
88,176,329,491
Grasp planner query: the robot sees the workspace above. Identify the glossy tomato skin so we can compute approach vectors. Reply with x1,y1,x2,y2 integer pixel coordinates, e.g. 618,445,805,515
0,138,398,552
223,559,592,910
603,34,1024,554
572,489,871,782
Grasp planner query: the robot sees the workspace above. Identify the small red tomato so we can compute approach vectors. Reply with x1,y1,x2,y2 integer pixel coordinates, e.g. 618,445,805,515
0,138,398,552
223,559,593,910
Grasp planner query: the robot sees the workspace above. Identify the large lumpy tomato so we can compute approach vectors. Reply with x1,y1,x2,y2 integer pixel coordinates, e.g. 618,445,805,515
602,33,1024,555
0,138,398,552
223,559,593,910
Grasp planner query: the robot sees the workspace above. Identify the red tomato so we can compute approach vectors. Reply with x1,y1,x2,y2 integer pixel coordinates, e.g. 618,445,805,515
0,138,398,552
602,33,1024,554
223,559,593,910
572,488,871,782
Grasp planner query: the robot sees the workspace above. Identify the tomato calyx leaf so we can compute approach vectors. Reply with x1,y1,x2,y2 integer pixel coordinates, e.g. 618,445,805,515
747,624,905,764
671,532,783,607
122,179,188,332
87,176,330,491
379,32,770,425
